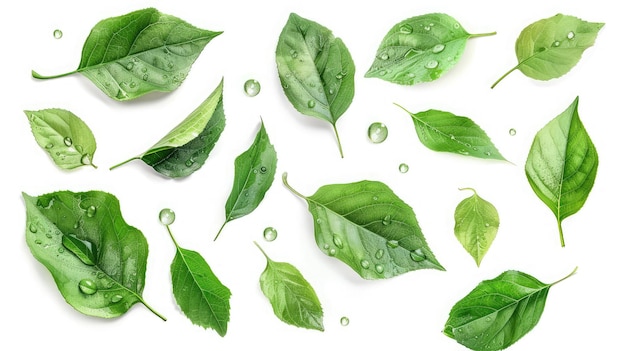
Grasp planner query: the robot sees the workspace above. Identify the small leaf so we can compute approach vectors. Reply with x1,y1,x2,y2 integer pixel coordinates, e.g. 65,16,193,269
110,79,225,178
365,13,495,85
525,96,598,247
283,173,444,280
23,190,165,320
396,104,507,161
214,120,277,240
24,108,97,169
454,188,499,267
276,13,355,158
444,267,577,351
492,14,603,88
255,242,324,331
32,8,222,101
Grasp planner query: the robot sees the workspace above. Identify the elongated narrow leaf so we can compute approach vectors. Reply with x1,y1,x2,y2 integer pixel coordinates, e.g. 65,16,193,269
214,121,277,240
110,79,225,178
283,173,444,280
24,108,97,169
444,268,577,351
396,105,506,161
366,13,495,84
492,14,603,88
23,190,165,320
454,188,499,267
255,242,324,331
525,96,598,247
32,8,222,101
276,13,355,158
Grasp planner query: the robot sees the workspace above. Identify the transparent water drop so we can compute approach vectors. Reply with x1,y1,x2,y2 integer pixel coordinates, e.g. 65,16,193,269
454,23,460,29
35,239,42,245
290,50,298,58
386,240,399,248
332,234,344,248
410,249,426,262
185,159,194,167
375,249,384,259
78,279,97,295
484,151,492,156
52,29,64,39
126,62,134,70
63,137,72,147
509,128,517,136
58,247,65,253
399,163,409,173
335,72,344,80
263,227,277,242
29,224,38,233
380,53,389,60
307,100,316,108
382,215,391,226
360,259,370,269
80,154,91,165
375,264,384,274
425,60,439,69
567,31,575,39
329,248,337,256
399,24,413,34
111,294,123,303
46,232,53,239
142,74,149,81
372,196,378,201
260,166,267,174
485,223,490,227
340,316,350,326
432,44,445,54
552,41,561,47
368,122,388,143
86,205,97,218
424,25,431,31
243,79,261,97
159,208,175,225
45,143,54,149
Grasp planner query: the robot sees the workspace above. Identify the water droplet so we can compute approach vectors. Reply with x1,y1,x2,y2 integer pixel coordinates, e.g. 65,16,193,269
263,227,277,242
142,74,149,81
126,62,134,70
260,166,267,174
382,215,391,226
63,137,72,147
360,259,370,269
372,196,378,201
375,264,384,274
509,128,517,136
368,122,388,143
399,163,409,173
399,24,413,34
485,316,492,322
329,248,337,256
484,151,492,156
404,48,424,58
328,88,335,95
335,72,344,80
58,247,65,253
46,232,53,239
380,53,389,60
454,23,460,29
78,279,97,295
432,44,445,53
45,143,53,149
485,223,490,227
340,316,350,326
29,224,38,233
316,218,322,224
425,60,439,69
567,31,575,40
375,249,384,259
111,294,123,303
424,25,431,31
80,154,91,165
167,61,174,69
323,243,330,250
52,29,63,39
159,208,175,225
552,41,561,47
387,240,399,248
185,159,194,167
244,79,261,97
410,249,426,262
290,50,298,58
307,100,316,108
332,234,344,248
35,239,42,245
86,205,97,218
129,81,136,88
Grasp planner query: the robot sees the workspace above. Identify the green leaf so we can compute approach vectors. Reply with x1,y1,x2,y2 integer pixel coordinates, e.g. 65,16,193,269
255,242,324,331
32,8,222,101
23,190,165,320
214,120,278,240
443,267,577,351
396,104,507,161
24,108,97,169
162,213,231,336
283,173,444,280
454,188,499,267
525,96,598,247
276,13,355,158
365,13,496,85
110,78,225,178
492,14,603,88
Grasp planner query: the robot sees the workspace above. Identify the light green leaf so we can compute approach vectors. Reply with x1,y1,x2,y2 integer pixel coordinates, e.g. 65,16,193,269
24,108,97,169
365,13,495,85
110,79,225,178
23,190,165,320
492,14,603,88
454,188,499,267
276,13,355,158
283,173,444,280
444,267,577,351
215,121,277,240
32,8,222,101
255,242,324,331
525,96,598,247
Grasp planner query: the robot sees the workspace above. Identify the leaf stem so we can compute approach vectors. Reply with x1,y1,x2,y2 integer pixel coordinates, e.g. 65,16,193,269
213,221,228,241
31,70,77,80
490,65,518,89
458,187,477,195
468,31,497,39
109,157,140,171
140,298,167,321
393,102,413,116
282,172,307,200
550,266,578,286
253,241,270,261
332,123,344,159
558,219,565,247
165,224,179,249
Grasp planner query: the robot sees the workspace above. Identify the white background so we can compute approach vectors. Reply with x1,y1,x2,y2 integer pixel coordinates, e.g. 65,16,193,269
2,0,623,350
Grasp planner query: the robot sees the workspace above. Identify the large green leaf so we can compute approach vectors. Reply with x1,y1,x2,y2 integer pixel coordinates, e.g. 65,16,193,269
276,13,355,158
23,190,165,320
110,79,225,178
444,268,577,351
365,13,495,85
492,14,603,88
454,188,499,267
283,173,444,279
214,121,277,240
525,96,598,247
32,8,222,101
24,108,97,169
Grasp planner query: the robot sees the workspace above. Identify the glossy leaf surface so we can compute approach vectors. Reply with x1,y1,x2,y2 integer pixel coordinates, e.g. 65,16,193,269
283,173,444,279
32,8,222,101
276,13,355,158
454,188,499,267
525,97,598,247
24,108,97,169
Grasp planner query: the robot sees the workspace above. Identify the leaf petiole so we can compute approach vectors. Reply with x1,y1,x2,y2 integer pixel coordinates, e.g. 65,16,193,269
468,31,497,39
109,157,140,171
332,123,345,158
550,266,578,286
282,172,307,200
31,70,77,80
214,221,228,241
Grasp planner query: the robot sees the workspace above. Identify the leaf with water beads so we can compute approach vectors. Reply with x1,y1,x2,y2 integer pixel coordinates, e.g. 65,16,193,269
454,188,499,267
110,79,225,178
31,8,222,101
365,13,496,85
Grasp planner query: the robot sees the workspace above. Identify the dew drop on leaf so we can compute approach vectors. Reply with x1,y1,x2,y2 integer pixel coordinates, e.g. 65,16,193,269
425,60,439,69
567,31,575,39
410,249,426,262
244,79,261,97
78,279,97,295
375,249,384,259
399,24,413,34
432,44,445,53
382,214,391,225
86,205,97,218
159,208,175,225
63,137,72,147
307,100,316,108
332,234,344,248
263,227,277,242
111,294,123,303
375,264,384,274
386,240,399,248
360,259,370,269
29,224,38,233
368,122,388,143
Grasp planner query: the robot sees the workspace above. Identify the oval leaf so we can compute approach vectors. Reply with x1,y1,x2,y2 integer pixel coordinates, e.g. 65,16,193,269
214,120,278,240
454,188,499,267
396,105,507,161
365,13,495,85
24,108,97,169
32,8,222,101
276,13,355,158
283,173,444,280
492,14,603,88
110,79,225,178
23,190,164,320
255,242,324,331
525,96,598,247
444,268,577,351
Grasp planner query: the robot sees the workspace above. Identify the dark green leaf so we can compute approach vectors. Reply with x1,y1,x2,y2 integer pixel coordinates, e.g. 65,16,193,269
283,173,444,280
366,13,495,85
32,8,222,101
23,190,165,320
276,13,355,158
525,96,598,247
454,188,499,267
